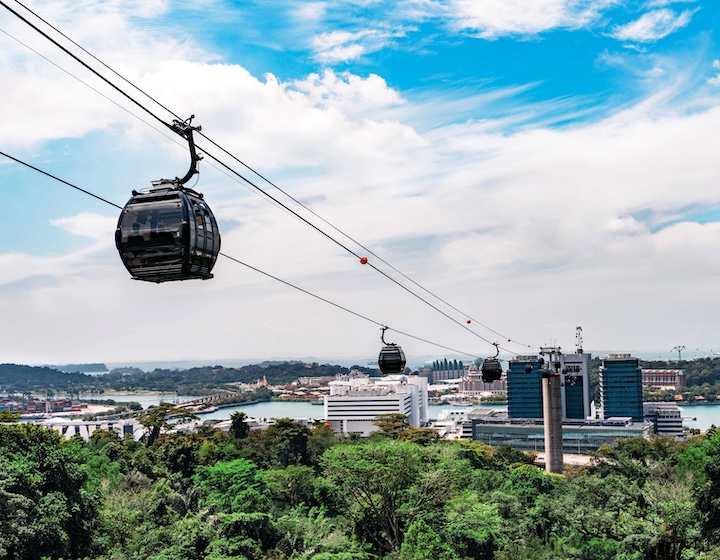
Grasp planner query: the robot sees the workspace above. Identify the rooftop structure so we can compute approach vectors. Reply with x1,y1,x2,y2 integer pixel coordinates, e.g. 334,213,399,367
470,410,652,454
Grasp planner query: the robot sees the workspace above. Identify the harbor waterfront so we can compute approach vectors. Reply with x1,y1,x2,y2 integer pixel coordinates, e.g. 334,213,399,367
82,395,720,431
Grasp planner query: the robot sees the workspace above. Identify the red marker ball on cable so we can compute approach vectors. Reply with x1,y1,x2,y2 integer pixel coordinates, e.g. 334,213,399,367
360,256,368,265
466,319,472,324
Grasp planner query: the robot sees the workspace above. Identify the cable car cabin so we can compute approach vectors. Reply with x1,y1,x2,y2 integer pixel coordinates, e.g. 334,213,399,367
115,185,220,283
481,358,503,383
378,344,406,375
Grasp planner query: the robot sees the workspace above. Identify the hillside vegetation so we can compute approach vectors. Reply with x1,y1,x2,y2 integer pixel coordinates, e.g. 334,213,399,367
3,412,720,559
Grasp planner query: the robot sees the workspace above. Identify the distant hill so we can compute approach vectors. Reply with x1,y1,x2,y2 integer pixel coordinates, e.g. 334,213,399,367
0,364,95,392
46,363,108,373
0,361,380,395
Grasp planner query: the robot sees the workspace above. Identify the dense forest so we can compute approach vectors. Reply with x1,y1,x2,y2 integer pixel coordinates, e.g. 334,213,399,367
3,410,720,560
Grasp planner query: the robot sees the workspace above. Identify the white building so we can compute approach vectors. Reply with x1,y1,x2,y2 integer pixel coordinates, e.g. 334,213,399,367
324,374,428,436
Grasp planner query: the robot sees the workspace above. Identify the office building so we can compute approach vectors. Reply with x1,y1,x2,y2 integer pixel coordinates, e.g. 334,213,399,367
560,352,591,420
324,373,428,436
643,402,685,439
507,356,543,418
600,354,644,422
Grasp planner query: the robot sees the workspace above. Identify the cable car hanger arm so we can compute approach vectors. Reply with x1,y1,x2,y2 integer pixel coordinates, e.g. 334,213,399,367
167,115,202,187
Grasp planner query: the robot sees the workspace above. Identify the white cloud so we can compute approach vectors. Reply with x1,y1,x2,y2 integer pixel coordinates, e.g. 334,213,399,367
292,69,405,117
312,28,408,63
0,0,209,149
50,212,117,240
292,1,327,24
610,8,696,42
607,216,647,236
3,72,720,360
643,0,696,7
709,59,720,86
447,0,616,38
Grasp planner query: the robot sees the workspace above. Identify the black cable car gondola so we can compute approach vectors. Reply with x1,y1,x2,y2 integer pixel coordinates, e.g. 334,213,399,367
378,327,406,375
115,117,221,283
481,343,503,383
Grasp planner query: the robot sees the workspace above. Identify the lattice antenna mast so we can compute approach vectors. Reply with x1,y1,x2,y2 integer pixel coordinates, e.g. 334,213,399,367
576,326,583,354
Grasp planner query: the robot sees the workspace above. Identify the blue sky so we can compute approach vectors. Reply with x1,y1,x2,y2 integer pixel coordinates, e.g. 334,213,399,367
1,0,719,365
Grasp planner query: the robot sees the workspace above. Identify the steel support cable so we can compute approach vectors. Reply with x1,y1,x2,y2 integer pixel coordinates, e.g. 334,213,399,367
0,7,343,261
0,0,174,134
0,150,483,360
198,145,517,355
2,0,528,355
0,149,122,209
0,19,324,229
0,22,276,208
0,25,183,151
7,0,535,351
196,129,535,351
218,252,482,358
9,0,183,123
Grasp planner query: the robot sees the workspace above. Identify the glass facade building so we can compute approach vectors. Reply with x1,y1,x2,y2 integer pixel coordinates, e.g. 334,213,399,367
560,352,591,420
507,356,543,419
600,354,644,422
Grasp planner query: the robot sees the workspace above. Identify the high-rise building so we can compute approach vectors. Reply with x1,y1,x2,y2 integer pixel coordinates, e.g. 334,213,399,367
560,352,591,420
600,354,643,422
507,356,543,418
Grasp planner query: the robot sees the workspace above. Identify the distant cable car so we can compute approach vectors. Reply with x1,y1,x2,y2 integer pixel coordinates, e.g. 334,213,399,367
115,116,221,283
481,342,503,383
378,327,406,375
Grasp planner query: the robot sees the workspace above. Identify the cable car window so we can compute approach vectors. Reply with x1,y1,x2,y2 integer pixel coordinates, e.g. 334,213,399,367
120,200,184,241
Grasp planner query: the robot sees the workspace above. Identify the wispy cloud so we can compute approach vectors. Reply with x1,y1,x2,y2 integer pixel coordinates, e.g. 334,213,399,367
312,28,409,63
50,213,117,240
643,0,696,7
709,59,720,86
447,0,616,38
610,8,697,42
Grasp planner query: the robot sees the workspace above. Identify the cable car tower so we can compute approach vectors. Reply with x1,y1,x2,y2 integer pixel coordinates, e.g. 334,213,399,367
115,116,221,283
539,346,563,474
